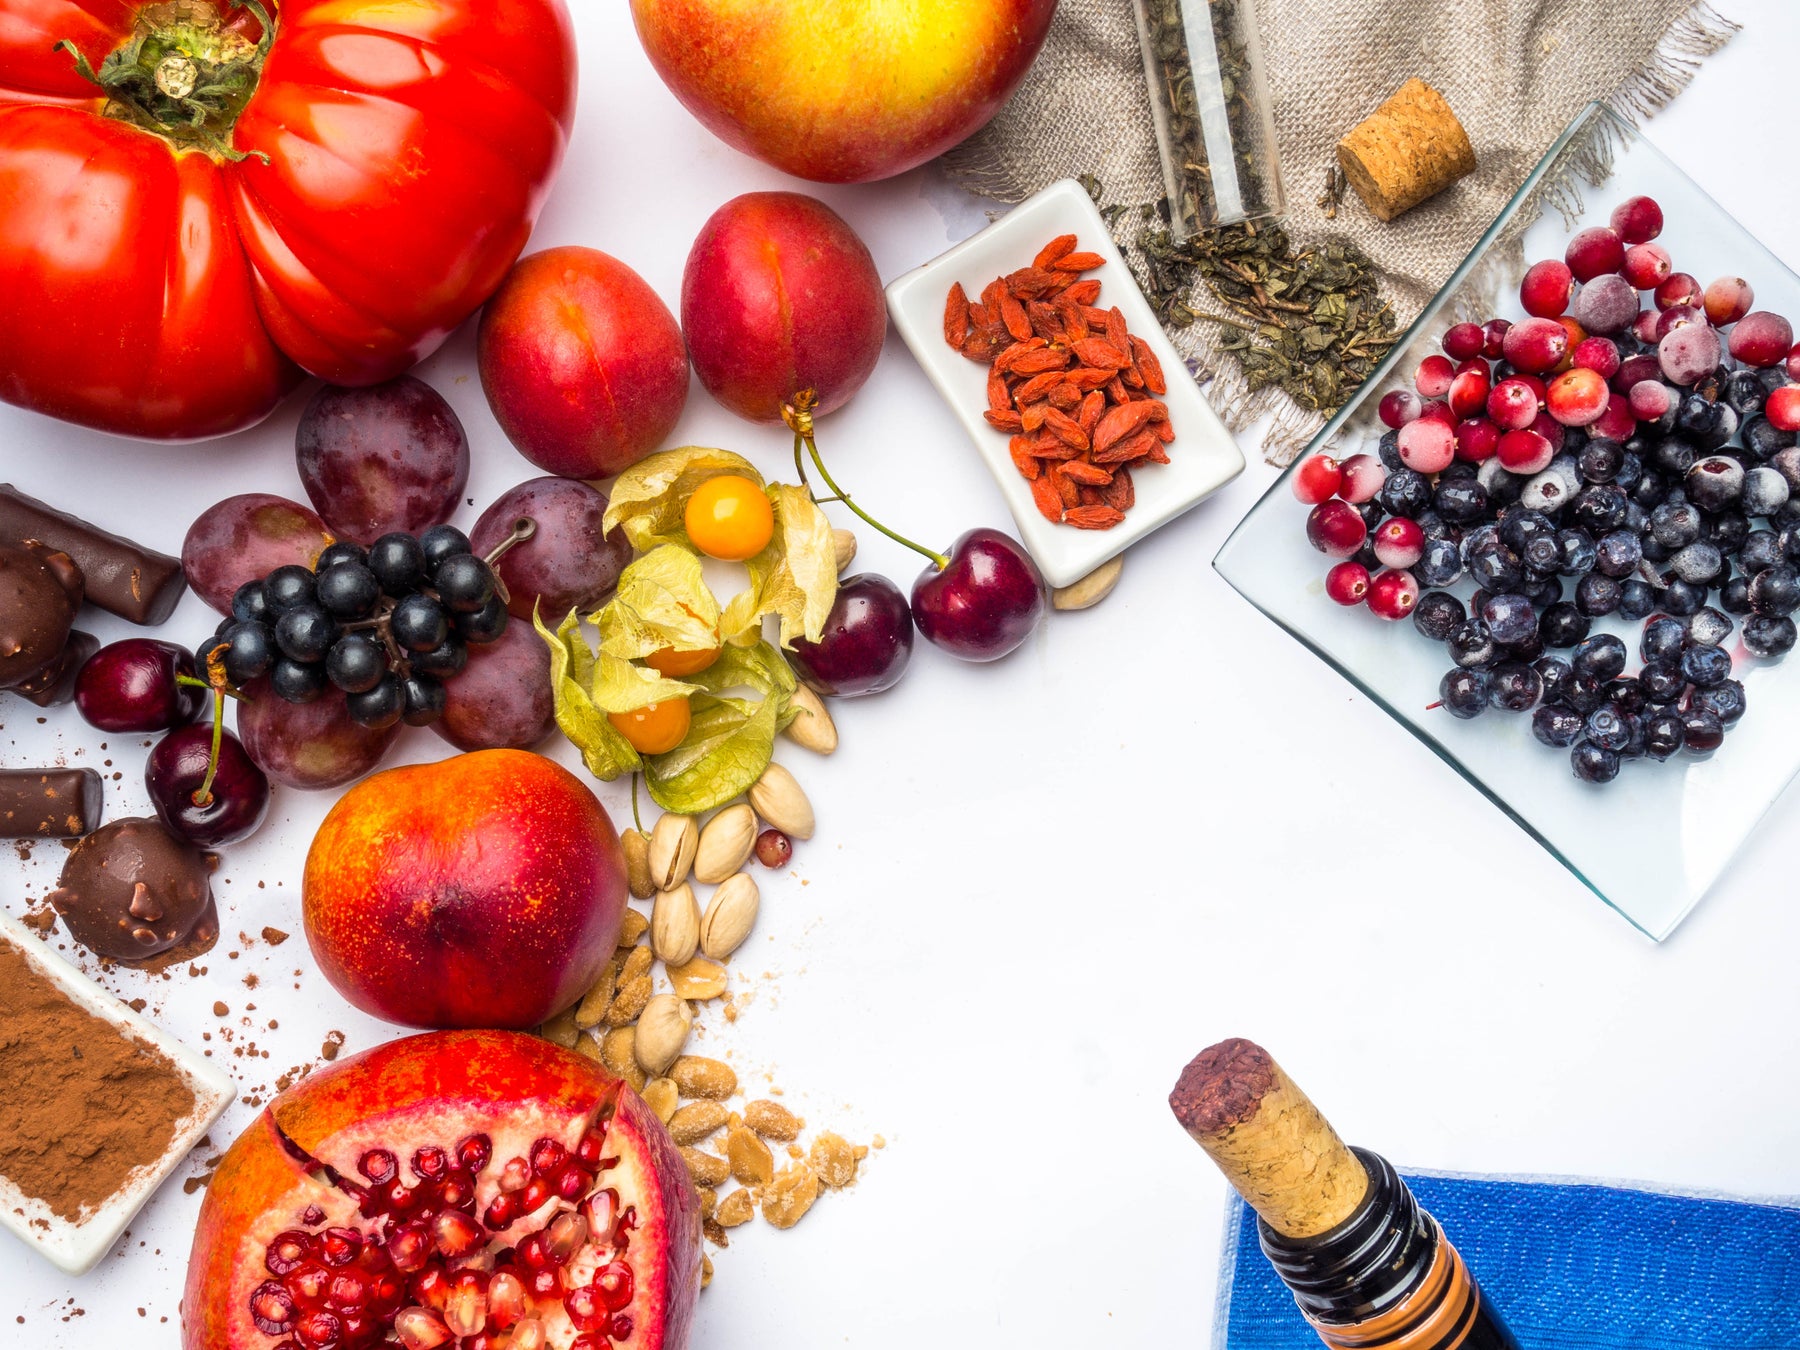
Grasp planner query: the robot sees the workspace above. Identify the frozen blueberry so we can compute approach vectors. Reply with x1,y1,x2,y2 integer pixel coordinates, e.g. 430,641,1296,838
1594,529,1642,578
1619,579,1658,619
1468,541,1523,591
1378,429,1403,472
1742,466,1791,518
1697,680,1747,725
1606,677,1649,717
1477,459,1525,507
1654,436,1698,476
1522,534,1561,574
1380,467,1433,518
1481,593,1539,646
1705,511,1750,553
1740,530,1785,575
1743,615,1797,658
1718,573,1754,615
1565,673,1609,714
1412,591,1466,642
1486,661,1543,713
1523,575,1564,608
1639,659,1685,704
1447,619,1498,670
1685,455,1745,513
1417,537,1464,588
1571,633,1628,682
1680,643,1732,688
1556,528,1598,576
1682,709,1725,755
1660,578,1705,616
1575,573,1622,617
1538,602,1590,648
1532,703,1585,747
1650,501,1703,549
1535,656,1575,705
1438,668,1492,719
1583,705,1632,752
1434,479,1489,524
1685,607,1734,647
1577,438,1625,484
1571,740,1622,783
1643,711,1686,760
1722,368,1771,418
1745,418,1798,464
1569,484,1629,534
1499,508,1556,554
1750,564,1800,618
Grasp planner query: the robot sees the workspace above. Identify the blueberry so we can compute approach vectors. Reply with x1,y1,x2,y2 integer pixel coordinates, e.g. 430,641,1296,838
1572,633,1628,682
1438,668,1491,719
264,564,318,613
1739,530,1785,575
1460,523,1501,561
391,593,451,653
368,532,427,596
1630,466,1668,510
433,554,497,614
1719,574,1754,615
314,562,382,620
325,634,387,694
1675,393,1723,443
1357,501,1385,530
1606,677,1648,716
1682,709,1725,755
1577,438,1624,483
1722,369,1770,418
316,541,369,572
1487,661,1543,712
1441,461,1479,482
274,604,339,664
1684,455,1744,513
1660,578,1705,616
1534,656,1574,705
1697,680,1747,725
1446,619,1498,670
1619,579,1657,619
1434,479,1489,524
231,580,273,626
1614,451,1645,495
1569,484,1629,533
1412,590,1466,642
1538,602,1589,648
1380,468,1433,518
1781,523,1800,560
419,524,473,573
1743,615,1798,658
1468,541,1523,591
1575,573,1622,617
1417,538,1464,587
1638,659,1685,704
1643,712,1686,761
1667,541,1723,585
1744,416,1798,462
1533,703,1585,747
1377,429,1403,472
1565,673,1609,714
1571,740,1622,783
1479,462,1525,507
1640,616,1686,664
346,673,404,730
401,673,447,727
1749,564,1800,617
1685,607,1733,647
1742,466,1791,518
1650,501,1702,549
1594,529,1642,578
1584,705,1631,751
1706,511,1750,553
1481,592,1539,646
1655,436,1698,475
271,657,327,704
1679,643,1732,688
224,620,276,686
1523,575,1564,608
1522,534,1561,574
454,594,511,645
1499,508,1556,555
1556,528,1597,576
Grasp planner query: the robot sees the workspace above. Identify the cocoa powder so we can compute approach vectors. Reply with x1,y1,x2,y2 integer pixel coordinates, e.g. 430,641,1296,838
0,938,196,1221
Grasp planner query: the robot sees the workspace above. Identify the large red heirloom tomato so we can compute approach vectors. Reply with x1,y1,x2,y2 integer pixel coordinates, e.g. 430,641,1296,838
0,0,577,440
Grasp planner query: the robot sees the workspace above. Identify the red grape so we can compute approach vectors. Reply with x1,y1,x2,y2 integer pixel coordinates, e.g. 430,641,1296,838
236,681,401,790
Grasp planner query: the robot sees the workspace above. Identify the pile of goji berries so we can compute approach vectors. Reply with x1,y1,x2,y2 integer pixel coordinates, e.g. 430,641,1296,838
944,234,1173,530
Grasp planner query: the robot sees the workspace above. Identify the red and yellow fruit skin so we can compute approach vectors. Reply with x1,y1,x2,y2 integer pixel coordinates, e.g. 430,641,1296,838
302,750,627,1030
182,1030,702,1350
478,247,691,479
629,0,1058,184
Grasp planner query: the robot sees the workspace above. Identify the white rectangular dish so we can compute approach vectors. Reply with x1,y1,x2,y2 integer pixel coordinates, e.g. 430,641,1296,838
886,177,1246,588
0,913,235,1274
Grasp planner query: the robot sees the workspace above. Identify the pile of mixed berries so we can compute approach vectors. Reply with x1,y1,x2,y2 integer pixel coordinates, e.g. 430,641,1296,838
216,525,512,730
1296,193,1800,785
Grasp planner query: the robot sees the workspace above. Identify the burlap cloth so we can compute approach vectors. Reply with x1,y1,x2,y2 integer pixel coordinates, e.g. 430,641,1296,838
946,0,1738,463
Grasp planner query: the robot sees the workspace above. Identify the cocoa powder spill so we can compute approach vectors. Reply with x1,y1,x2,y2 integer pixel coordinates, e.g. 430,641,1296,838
0,938,196,1221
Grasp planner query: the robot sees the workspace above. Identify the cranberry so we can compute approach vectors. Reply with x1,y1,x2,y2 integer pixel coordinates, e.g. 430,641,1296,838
1621,241,1672,290
1324,561,1370,606
1486,377,1540,430
1396,418,1455,474
1336,453,1386,504
1564,226,1625,282
1571,336,1620,379
1519,259,1573,317
1372,518,1425,569
1480,318,1511,358
1654,303,1705,342
1628,379,1675,422
1572,274,1639,336
1447,366,1491,419
1417,399,1456,427
1291,454,1343,504
1728,312,1794,368
1767,386,1800,433
1659,323,1723,386
1415,354,1455,398
1631,308,1662,345
1610,194,1663,244
1530,411,1566,454
74,639,204,733
1592,393,1637,441
1365,569,1419,621
1377,388,1423,428
1304,499,1367,558
1545,368,1609,427
1612,352,1661,394
1654,271,1703,310
1455,417,1500,463
1501,316,1570,374
755,828,793,868
1702,275,1753,327
1442,322,1485,361
1497,428,1554,474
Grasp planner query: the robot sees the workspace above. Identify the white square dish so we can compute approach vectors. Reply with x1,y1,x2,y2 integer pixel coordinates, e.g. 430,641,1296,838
0,913,236,1274
886,177,1246,588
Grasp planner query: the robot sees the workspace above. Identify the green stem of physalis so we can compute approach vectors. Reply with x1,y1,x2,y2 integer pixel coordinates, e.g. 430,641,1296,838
631,773,645,834
782,391,948,572
176,643,245,809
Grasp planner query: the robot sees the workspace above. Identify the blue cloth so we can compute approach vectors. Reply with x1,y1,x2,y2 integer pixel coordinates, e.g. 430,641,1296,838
1216,1172,1800,1349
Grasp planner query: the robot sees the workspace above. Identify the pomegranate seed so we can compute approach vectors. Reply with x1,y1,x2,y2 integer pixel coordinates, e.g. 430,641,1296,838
411,1265,452,1310
325,1268,370,1313
1767,386,1800,433
1442,321,1484,361
393,1307,454,1350
544,1211,591,1264
498,1157,531,1193
1454,416,1499,463
581,1189,619,1237
1414,353,1455,397
1621,241,1672,290
1480,318,1510,358
1372,518,1424,569
612,1314,636,1340
1501,316,1569,374
484,1193,520,1231
412,1146,450,1182
387,1223,433,1274
754,828,792,868
1447,366,1490,419
438,1172,476,1211
1654,272,1702,310
456,1133,493,1175
1545,368,1609,426
1610,194,1663,244
553,1162,594,1202
595,1260,636,1312
382,1178,421,1215
1497,428,1554,475
1335,453,1385,504
1324,561,1369,607
369,1272,404,1308
432,1208,485,1257
510,1318,549,1350
294,1309,343,1349
250,1281,299,1335
358,1150,398,1185
564,1285,608,1332
319,1226,363,1266
1377,388,1422,429
338,1312,371,1344
1702,275,1753,327
1520,258,1573,317
1564,226,1624,282
1729,312,1794,368
443,1273,489,1338
516,1232,551,1270
1571,336,1620,379
300,1205,326,1228
527,1267,561,1298
1304,499,1367,558
488,1272,528,1328
286,1259,332,1304
1290,453,1342,504
266,1231,313,1277
569,1336,608,1350
530,1138,568,1177
522,1176,554,1212
1365,569,1419,621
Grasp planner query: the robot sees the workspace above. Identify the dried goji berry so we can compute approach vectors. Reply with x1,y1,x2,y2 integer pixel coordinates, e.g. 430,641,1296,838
1062,279,1102,305
1042,406,1089,451
1005,267,1060,299
1046,382,1081,412
1049,465,1081,509
1077,389,1106,434
1093,400,1162,452
1062,505,1126,530
997,288,1032,342
1130,336,1167,395
1033,234,1077,270
1061,461,1113,486
1052,251,1106,272
1010,348,1072,375
1010,437,1042,481
1092,428,1159,464
987,366,1010,413
944,282,970,347
1012,371,1068,404
1072,338,1130,371
1029,474,1064,522
983,408,1023,432
1021,404,1047,432
1102,466,1135,512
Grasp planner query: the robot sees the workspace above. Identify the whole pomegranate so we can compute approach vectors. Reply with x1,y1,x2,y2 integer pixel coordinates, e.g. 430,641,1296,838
183,1030,701,1350
302,750,627,1029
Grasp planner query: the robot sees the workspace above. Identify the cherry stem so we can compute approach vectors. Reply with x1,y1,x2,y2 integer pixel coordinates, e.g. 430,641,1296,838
630,774,644,834
483,517,535,607
177,672,244,703
192,686,225,809
783,395,946,570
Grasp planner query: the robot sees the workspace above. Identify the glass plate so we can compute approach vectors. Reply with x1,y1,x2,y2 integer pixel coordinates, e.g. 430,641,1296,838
1214,104,1800,941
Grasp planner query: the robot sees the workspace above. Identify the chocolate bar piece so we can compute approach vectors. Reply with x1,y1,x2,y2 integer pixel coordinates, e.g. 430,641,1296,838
0,484,186,625
0,767,103,838
14,630,98,708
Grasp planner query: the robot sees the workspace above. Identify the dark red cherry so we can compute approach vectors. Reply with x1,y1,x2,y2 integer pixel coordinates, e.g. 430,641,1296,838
909,529,1046,662
788,574,914,697
74,640,204,732
146,723,271,847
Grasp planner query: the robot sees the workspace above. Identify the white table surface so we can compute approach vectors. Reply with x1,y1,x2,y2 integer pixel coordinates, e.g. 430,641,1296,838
4,3,1798,1343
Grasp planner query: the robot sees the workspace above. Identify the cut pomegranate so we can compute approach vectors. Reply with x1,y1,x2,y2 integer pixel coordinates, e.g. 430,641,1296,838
184,1030,701,1350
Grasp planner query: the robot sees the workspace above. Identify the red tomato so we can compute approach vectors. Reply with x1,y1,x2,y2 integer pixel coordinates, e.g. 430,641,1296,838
0,0,577,441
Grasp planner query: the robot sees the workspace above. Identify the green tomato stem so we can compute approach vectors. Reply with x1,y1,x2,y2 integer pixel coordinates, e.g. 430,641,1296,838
803,434,947,571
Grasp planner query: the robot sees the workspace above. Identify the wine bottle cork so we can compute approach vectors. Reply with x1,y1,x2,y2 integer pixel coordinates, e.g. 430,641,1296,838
1336,78,1475,223
1168,1038,1368,1238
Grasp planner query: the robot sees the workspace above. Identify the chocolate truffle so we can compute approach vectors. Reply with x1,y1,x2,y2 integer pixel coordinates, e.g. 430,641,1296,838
0,541,83,692
48,817,214,960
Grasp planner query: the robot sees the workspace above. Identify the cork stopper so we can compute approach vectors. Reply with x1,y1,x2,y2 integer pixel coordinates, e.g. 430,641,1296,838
1168,1039,1368,1238
1335,78,1475,223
